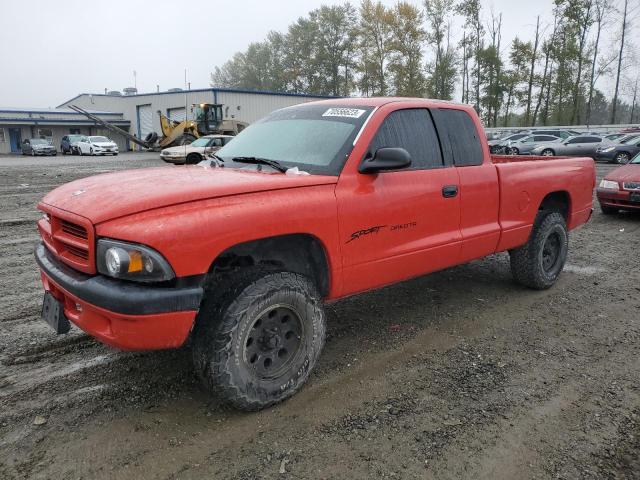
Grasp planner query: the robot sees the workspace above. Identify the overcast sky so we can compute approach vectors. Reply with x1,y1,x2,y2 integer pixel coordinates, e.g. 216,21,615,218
0,0,634,108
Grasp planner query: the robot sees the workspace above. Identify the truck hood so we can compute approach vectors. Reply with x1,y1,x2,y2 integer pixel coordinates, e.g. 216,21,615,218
41,166,338,224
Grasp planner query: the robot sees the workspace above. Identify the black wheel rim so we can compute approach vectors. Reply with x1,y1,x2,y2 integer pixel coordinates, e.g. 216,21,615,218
243,304,304,380
542,232,561,273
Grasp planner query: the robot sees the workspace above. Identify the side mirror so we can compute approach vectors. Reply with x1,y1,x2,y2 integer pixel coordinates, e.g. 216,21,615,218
359,147,412,174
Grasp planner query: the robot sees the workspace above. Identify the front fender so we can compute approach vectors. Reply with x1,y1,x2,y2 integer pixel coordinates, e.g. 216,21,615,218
95,185,344,297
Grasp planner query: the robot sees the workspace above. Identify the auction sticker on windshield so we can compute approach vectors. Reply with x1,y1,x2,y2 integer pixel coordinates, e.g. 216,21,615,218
322,108,367,119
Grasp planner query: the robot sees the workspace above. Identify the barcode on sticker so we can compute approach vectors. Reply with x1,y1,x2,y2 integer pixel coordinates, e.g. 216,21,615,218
322,108,366,119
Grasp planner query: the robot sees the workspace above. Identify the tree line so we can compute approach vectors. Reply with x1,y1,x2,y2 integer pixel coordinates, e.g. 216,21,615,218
211,0,638,127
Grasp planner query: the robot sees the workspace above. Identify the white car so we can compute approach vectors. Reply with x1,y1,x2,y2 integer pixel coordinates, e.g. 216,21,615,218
160,135,234,164
74,136,119,156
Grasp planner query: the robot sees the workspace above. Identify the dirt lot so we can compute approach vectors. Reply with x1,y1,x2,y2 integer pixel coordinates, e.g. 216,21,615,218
0,152,638,479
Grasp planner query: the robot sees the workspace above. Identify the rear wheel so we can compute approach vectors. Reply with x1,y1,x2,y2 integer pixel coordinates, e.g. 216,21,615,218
541,149,555,157
510,211,568,290
192,268,326,411
510,147,520,155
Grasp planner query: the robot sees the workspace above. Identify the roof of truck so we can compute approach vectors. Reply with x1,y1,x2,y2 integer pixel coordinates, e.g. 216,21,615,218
302,97,467,108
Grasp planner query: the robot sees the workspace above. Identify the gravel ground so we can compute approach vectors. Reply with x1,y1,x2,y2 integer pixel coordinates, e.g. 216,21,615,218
0,152,638,480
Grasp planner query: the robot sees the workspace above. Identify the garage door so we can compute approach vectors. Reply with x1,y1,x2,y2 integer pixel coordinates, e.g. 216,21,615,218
137,104,153,139
167,107,186,122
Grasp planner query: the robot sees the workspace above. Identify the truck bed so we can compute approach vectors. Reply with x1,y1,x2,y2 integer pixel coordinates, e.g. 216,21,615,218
491,154,595,252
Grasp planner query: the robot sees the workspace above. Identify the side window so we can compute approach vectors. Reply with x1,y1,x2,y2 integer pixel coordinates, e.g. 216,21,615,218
432,109,484,166
568,137,585,144
369,109,444,170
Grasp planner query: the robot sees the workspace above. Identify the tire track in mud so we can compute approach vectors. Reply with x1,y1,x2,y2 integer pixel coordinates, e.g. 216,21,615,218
1,158,639,479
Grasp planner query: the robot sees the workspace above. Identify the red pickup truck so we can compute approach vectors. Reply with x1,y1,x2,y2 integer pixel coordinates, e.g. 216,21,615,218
35,98,595,410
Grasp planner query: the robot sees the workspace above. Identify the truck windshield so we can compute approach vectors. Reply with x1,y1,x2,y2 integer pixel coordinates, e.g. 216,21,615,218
215,104,373,175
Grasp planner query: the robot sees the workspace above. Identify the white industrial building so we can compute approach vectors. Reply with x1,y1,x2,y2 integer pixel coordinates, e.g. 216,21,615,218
0,88,333,154
57,87,334,145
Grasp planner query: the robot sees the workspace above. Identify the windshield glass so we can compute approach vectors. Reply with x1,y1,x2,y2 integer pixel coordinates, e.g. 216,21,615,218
216,104,373,175
89,136,109,142
191,138,211,147
31,139,48,145
631,153,640,164
68,135,84,142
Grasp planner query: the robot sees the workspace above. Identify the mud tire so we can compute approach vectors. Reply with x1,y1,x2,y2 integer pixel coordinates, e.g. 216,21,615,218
192,268,326,411
510,211,568,290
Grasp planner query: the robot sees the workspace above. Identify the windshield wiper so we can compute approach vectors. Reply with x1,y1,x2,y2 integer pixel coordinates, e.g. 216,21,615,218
232,156,288,173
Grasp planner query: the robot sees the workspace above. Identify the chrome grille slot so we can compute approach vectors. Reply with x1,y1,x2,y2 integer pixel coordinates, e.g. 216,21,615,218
623,182,640,191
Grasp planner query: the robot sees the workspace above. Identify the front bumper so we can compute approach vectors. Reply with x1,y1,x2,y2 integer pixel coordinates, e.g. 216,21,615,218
596,188,640,210
34,150,56,156
35,243,203,350
595,151,616,162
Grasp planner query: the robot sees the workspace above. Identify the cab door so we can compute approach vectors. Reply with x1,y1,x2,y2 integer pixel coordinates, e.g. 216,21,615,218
335,108,462,296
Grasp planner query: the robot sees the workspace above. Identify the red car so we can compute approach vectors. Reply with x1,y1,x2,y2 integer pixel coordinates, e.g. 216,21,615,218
34,98,595,410
597,154,640,213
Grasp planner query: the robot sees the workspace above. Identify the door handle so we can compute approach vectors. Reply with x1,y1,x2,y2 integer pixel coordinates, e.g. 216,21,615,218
442,185,459,198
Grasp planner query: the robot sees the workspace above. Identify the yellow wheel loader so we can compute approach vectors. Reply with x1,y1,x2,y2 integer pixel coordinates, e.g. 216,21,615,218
156,103,248,148
69,104,247,150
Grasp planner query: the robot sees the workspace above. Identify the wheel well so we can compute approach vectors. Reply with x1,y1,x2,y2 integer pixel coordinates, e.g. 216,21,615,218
207,234,330,297
539,191,570,221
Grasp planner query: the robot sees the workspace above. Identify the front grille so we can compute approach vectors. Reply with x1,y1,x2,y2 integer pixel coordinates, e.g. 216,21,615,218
623,182,640,190
61,219,88,239
38,209,95,274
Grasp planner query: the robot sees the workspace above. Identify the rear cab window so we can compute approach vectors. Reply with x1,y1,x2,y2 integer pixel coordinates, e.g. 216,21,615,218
432,108,484,166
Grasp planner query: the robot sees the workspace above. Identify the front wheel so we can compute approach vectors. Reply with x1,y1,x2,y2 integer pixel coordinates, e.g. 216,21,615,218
510,147,519,155
186,153,202,165
192,269,326,411
541,149,555,157
510,211,568,290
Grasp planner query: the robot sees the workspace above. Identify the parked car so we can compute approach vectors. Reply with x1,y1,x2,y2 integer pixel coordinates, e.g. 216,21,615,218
596,153,640,213
22,138,57,156
160,135,234,165
488,132,531,154
595,136,640,164
34,98,595,410
530,135,604,158
74,136,119,156
506,134,561,155
60,134,85,155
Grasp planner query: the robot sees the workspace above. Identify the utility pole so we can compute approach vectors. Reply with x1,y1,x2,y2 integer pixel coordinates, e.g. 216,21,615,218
611,0,628,124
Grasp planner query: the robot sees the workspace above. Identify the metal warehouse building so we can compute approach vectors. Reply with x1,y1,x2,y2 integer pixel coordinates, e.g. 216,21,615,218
57,88,333,145
0,88,332,154
0,108,130,154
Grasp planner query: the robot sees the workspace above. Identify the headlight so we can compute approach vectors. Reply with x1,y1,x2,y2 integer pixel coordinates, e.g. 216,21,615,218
599,179,619,190
601,146,615,153
96,239,174,282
